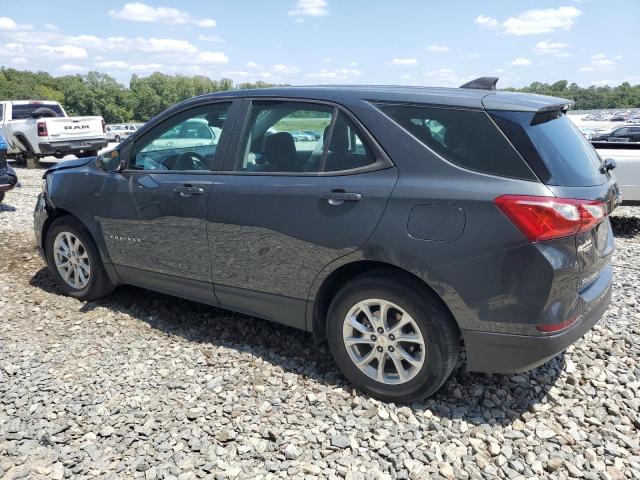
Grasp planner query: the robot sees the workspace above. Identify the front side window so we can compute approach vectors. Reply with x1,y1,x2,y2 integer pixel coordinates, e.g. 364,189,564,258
131,102,231,171
613,128,629,137
235,101,377,173
378,103,535,180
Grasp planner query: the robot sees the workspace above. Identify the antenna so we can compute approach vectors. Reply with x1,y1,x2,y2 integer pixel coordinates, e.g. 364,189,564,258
459,77,499,91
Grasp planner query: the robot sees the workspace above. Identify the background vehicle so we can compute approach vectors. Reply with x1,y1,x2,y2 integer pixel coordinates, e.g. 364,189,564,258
0,100,107,166
591,125,640,143
106,124,137,142
34,80,617,402
0,133,18,203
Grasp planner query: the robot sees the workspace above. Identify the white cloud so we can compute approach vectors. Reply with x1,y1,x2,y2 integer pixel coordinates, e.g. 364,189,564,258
476,7,581,35
129,63,163,72
45,23,59,31
322,57,332,63
510,57,532,66
347,61,358,67
0,16,32,31
197,34,223,43
195,51,229,64
474,15,498,29
246,61,259,69
223,71,250,77
424,68,464,87
95,60,129,70
2,43,25,55
289,0,329,17
11,57,28,65
58,64,85,73
38,45,88,59
390,58,418,66
137,38,198,53
464,53,481,59
306,68,363,80
427,45,450,53
579,53,616,72
272,64,300,74
533,41,571,56
109,2,216,28
502,7,581,35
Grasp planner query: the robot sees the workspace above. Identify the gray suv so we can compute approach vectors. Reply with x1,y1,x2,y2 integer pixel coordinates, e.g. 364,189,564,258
34,79,618,402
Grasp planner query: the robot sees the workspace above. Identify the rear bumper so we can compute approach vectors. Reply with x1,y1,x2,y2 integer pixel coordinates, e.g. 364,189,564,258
38,138,107,156
0,166,18,192
463,263,613,373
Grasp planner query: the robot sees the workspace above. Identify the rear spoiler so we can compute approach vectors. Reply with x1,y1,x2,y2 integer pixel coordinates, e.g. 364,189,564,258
460,77,499,91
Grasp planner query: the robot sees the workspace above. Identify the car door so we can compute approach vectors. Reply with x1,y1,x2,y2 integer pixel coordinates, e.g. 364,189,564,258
96,100,238,304
207,99,398,328
610,127,629,142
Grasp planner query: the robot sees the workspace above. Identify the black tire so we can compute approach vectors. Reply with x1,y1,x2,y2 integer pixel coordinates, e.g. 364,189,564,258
326,270,460,402
45,216,114,301
115,135,121,143
77,150,99,158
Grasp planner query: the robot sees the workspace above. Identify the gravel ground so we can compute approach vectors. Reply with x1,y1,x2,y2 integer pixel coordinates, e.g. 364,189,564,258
1,165,639,480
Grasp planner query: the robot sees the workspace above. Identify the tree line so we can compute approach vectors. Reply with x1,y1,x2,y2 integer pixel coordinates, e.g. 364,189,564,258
1,67,639,123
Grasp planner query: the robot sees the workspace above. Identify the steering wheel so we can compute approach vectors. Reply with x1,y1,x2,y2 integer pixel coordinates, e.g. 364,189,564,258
175,151,207,170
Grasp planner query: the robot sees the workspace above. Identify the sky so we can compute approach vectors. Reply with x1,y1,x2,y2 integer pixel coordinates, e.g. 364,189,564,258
0,0,637,89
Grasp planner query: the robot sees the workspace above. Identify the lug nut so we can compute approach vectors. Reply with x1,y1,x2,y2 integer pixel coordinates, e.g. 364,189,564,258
377,327,384,334
370,334,377,341
389,346,395,352
388,334,395,341
377,346,383,353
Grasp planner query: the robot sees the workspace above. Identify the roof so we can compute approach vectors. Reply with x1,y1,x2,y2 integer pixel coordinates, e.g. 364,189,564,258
201,85,573,112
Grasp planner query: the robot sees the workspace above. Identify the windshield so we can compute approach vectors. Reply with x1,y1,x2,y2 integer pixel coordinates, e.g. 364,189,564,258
11,103,65,120
490,110,606,187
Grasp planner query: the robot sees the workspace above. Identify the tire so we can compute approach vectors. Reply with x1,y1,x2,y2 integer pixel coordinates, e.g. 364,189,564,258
0,192,4,203
326,271,460,402
45,216,114,301
115,136,121,143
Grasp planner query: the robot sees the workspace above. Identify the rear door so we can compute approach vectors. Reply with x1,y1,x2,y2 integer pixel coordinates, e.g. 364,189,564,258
207,99,397,328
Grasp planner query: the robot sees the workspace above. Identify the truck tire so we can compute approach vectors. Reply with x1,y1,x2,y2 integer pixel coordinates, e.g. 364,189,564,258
26,153,41,169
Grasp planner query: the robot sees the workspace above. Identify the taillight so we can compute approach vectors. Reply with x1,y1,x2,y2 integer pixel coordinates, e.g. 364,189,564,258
101,119,106,134
494,195,606,242
536,315,579,333
37,122,48,137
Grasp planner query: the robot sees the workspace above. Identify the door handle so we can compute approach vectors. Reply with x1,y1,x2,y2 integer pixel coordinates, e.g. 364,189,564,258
174,185,204,197
320,190,362,205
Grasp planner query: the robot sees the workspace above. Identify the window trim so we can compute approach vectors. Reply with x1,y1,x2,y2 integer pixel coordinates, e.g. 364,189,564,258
372,101,540,183
122,99,239,174
221,97,393,177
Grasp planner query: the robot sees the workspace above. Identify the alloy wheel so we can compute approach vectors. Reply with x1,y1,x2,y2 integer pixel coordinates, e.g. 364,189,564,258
53,231,91,289
342,299,426,385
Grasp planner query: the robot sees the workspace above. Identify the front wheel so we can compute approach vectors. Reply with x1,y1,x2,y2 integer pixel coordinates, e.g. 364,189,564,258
45,216,114,300
326,272,460,402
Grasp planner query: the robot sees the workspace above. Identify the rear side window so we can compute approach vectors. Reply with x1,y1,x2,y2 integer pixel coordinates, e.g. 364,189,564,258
378,104,535,180
11,103,65,120
490,110,606,186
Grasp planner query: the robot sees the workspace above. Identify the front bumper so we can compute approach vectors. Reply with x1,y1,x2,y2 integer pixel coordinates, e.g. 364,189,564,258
38,138,107,156
34,193,48,261
463,263,613,373
0,166,18,193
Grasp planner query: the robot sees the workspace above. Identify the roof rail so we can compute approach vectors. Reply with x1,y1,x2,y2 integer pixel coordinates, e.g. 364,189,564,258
459,77,499,91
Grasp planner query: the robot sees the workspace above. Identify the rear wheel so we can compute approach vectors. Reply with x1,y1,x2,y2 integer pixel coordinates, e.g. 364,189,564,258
115,135,121,143
326,271,459,402
45,217,114,300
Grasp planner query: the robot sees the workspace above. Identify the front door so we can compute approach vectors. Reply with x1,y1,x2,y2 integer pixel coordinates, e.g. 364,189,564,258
207,100,398,327
98,100,236,303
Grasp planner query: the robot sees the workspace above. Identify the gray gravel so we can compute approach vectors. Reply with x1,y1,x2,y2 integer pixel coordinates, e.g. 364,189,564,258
1,165,639,479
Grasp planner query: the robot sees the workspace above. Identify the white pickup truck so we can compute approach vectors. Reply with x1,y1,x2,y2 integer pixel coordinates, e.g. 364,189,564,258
0,100,108,165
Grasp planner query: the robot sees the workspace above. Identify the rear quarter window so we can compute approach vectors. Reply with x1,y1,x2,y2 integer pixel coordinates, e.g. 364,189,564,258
377,103,536,180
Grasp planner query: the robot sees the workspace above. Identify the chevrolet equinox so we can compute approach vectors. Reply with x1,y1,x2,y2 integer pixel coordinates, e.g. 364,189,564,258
34,78,619,402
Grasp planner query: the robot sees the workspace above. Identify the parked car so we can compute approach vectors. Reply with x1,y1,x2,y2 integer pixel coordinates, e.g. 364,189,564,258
591,125,640,143
0,100,107,163
34,80,618,401
106,124,137,142
0,133,18,203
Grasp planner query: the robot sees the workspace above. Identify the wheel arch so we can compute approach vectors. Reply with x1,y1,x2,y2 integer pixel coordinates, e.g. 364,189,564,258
310,260,460,343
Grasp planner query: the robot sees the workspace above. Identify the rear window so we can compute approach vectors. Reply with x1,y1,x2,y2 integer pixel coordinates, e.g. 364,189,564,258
490,110,606,187
11,103,65,120
378,104,536,180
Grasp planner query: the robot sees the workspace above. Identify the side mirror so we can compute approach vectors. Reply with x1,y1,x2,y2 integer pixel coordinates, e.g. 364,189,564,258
97,149,124,172
600,158,617,174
